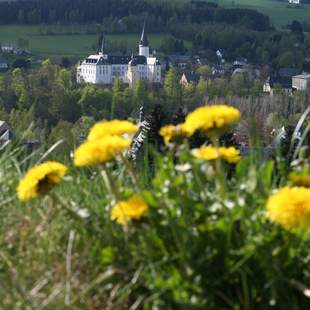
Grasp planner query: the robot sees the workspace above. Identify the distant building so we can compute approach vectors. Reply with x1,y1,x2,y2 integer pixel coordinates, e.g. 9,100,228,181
288,0,300,4
0,121,14,143
77,25,161,86
1,44,30,56
0,57,9,71
1,44,15,53
167,54,192,70
233,57,247,67
292,74,310,91
180,72,201,87
211,65,225,77
263,76,293,96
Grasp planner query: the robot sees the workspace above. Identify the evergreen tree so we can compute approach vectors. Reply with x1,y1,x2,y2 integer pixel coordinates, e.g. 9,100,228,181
164,67,182,106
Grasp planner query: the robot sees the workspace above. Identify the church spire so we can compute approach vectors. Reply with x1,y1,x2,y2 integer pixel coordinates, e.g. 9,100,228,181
140,22,149,47
98,32,105,55
101,33,105,54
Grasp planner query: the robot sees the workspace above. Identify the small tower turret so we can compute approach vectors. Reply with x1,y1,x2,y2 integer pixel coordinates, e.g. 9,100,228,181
98,33,105,55
139,23,149,58
127,54,138,87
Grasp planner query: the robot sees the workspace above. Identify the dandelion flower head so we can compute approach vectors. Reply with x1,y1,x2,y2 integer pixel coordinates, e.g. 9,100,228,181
193,146,241,164
111,194,149,225
17,161,68,201
183,105,240,137
88,120,138,141
159,124,190,144
266,187,310,232
74,135,131,167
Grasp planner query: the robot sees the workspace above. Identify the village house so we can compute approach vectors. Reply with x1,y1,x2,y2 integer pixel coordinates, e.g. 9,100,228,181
1,44,30,56
1,44,15,53
263,76,293,96
288,0,300,4
180,72,201,87
0,57,9,71
167,54,193,71
211,64,226,77
292,74,310,91
233,57,248,68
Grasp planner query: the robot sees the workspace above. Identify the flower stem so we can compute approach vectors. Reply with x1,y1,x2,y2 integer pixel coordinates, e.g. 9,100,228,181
120,154,142,192
211,135,226,199
101,167,121,202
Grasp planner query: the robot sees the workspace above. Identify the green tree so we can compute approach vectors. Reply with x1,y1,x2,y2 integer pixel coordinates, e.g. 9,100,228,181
47,120,74,155
11,68,29,110
278,51,295,67
196,79,207,99
196,65,211,80
8,106,36,139
57,68,73,90
111,78,124,119
78,85,112,119
164,67,182,105
72,116,95,144
134,80,147,107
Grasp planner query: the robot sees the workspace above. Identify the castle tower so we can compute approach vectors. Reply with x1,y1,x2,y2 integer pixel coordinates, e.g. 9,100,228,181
139,24,149,58
98,33,105,55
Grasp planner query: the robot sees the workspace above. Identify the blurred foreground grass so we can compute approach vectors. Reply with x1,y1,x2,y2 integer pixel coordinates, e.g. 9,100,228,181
0,106,310,309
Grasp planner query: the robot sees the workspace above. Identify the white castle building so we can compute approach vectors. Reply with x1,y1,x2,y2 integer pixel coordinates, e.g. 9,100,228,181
77,26,161,86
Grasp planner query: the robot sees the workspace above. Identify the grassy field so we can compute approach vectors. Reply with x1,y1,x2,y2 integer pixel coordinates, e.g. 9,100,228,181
213,0,310,28
0,25,171,59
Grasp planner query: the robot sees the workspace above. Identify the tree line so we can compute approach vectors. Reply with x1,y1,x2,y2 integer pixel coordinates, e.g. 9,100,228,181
1,61,309,155
0,0,270,32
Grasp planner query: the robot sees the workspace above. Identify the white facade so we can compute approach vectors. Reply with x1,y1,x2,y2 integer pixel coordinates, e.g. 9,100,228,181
77,28,161,85
0,62,9,70
292,74,310,90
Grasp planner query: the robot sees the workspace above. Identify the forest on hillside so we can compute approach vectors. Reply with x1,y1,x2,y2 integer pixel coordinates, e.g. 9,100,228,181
0,0,270,31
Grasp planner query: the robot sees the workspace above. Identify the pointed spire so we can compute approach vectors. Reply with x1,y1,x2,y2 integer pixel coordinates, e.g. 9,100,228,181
140,22,149,46
101,33,105,54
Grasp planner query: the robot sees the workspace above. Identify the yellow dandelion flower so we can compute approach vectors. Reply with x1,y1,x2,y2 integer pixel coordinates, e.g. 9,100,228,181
17,161,68,201
289,172,310,188
87,120,138,141
74,135,131,167
266,187,310,232
159,124,190,144
193,146,241,164
183,105,241,137
111,194,149,225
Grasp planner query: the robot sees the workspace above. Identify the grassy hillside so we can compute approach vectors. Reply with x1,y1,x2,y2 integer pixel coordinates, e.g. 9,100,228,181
213,0,310,28
154,0,310,28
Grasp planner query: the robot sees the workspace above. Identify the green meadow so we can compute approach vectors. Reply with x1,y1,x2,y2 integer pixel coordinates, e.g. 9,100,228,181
0,25,170,59
162,0,310,28
215,0,310,28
